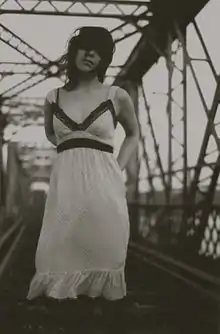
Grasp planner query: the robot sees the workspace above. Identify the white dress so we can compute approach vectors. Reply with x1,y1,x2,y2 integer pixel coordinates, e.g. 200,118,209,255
27,85,130,301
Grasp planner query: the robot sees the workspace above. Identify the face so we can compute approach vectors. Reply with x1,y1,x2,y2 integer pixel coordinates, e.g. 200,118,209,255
75,48,101,73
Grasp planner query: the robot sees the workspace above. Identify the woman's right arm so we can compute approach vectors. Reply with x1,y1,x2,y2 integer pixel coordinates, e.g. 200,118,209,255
44,98,57,146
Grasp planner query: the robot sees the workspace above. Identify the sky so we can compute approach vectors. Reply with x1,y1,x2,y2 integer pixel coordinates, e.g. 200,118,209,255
1,0,220,192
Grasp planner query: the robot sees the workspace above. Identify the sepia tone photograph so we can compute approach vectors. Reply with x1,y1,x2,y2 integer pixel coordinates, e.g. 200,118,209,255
0,0,219,333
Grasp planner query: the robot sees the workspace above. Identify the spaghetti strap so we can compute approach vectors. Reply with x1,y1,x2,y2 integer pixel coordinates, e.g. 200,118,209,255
108,85,118,101
53,99,116,132
56,88,60,105
52,86,118,131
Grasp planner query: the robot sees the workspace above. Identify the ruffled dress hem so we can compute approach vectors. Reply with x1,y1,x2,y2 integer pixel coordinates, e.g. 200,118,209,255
27,269,126,301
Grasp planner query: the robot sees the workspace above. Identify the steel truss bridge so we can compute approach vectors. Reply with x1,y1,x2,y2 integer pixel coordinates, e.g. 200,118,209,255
0,1,219,333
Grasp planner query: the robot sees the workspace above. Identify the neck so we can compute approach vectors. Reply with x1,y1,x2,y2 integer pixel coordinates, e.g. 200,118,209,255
77,73,100,90
65,72,102,92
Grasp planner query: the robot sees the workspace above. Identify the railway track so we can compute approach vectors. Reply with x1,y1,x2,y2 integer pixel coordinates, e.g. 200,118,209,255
0,214,218,334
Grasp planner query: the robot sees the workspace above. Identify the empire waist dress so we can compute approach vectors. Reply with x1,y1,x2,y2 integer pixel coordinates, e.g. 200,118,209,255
27,85,130,301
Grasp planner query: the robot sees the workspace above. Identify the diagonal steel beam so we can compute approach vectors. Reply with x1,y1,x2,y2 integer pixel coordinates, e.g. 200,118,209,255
115,0,209,82
137,115,156,199
1,68,65,100
192,20,217,81
175,25,220,191
0,23,53,98
173,22,220,256
140,83,168,196
0,0,147,100
0,62,41,75
188,80,220,201
3,96,44,107
1,67,47,97
0,23,50,66
0,20,139,99
0,62,120,75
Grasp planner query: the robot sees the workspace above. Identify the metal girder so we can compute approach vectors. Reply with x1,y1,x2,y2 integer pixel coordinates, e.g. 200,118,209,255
140,83,168,201
4,104,43,116
2,71,50,99
138,129,156,200
3,96,44,108
0,20,140,100
0,0,151,24
185,77,220,203
0,1,151,100
0,23,50,65
0,64,64,100
126,31,188,207
185,77,220,250
115,0,209,83
0,111,4,207
3,97,43,129
164,32,188,208
114,1,219,258
175,25,220,201
0,23,58,99
168,22,220,257
0,62,121,76
0,62,42,76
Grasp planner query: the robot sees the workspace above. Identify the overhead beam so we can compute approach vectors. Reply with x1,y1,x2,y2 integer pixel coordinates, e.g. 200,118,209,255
0,0,150,6
0,0,151,23
0,23,50,65
0,6,147,99
115,0,210,84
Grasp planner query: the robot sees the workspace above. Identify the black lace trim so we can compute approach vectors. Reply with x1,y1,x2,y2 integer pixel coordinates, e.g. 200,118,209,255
51,90,117,132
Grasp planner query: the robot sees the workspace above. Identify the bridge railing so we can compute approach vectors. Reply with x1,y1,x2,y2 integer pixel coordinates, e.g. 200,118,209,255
128,203,220,276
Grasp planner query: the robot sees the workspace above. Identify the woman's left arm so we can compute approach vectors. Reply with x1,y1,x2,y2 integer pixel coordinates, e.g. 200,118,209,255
115,87,140,171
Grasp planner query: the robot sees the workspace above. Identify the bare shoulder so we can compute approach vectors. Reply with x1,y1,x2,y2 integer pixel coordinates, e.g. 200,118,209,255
44,88,58,118
115,86,131,101
112,86,139,136
45,86,61,104
113,86,135,115
107,85,132,114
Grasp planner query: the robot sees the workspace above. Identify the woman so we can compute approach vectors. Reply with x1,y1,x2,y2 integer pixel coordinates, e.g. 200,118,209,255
27,26,139,304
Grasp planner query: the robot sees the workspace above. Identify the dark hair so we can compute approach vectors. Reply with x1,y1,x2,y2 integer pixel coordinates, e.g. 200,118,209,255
60,26,115,90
